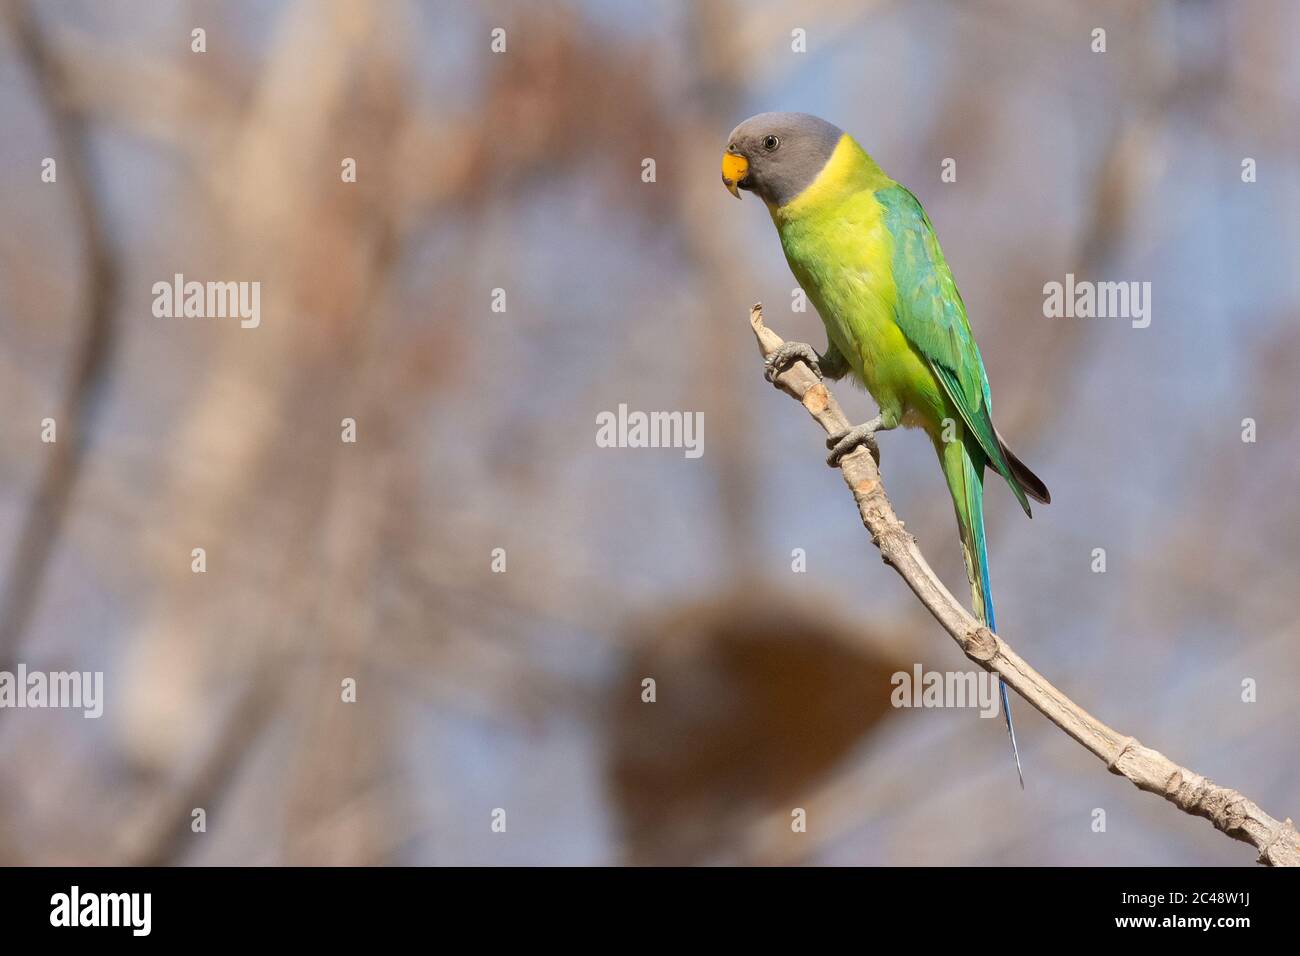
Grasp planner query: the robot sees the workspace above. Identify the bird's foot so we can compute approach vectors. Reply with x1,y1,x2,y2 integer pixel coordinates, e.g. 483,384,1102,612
764,341,821,384
826,416,883,467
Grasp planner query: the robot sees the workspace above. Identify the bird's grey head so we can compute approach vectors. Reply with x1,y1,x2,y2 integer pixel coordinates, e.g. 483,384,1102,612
721,112,843,206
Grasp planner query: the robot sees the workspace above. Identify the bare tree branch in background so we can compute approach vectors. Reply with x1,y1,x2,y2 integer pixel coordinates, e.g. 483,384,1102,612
0,0,118,669
747,304,1300,867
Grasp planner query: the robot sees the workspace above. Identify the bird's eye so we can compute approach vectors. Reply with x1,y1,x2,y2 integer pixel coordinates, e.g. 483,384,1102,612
763,135,780,151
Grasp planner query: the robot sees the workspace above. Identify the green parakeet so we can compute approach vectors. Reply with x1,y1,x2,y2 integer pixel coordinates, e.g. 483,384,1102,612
722,112,1050,785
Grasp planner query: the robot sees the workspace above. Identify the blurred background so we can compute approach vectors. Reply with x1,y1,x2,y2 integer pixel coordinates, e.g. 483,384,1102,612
0,0,1296,865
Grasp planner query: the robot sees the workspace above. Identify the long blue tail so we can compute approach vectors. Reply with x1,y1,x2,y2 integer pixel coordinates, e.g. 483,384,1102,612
945,437,1024,788
982,568,1024,790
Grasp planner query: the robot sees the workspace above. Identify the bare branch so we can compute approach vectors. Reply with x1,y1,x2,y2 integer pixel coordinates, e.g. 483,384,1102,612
747,303,1300,867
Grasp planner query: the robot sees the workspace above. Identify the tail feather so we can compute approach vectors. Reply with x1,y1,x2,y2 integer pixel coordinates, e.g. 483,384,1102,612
995,427,1050,505
942,434,1024,788
999,679,1023,787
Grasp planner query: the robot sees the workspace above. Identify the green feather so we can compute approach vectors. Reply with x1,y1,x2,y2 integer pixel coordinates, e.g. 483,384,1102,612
874,184,1031,517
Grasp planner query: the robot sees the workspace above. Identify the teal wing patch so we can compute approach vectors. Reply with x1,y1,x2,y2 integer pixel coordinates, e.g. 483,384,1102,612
875,184,1030,515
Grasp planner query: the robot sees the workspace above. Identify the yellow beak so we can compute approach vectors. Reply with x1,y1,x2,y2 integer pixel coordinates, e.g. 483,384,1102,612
721,152,748,199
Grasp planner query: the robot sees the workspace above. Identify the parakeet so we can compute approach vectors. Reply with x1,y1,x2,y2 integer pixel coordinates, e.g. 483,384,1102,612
722,112,1050,785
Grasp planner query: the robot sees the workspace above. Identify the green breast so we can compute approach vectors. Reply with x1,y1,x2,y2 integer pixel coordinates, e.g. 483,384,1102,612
775,192,939,425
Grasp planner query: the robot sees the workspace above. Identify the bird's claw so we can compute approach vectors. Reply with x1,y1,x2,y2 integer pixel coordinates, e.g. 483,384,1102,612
826,422,880,467
764,341,822,384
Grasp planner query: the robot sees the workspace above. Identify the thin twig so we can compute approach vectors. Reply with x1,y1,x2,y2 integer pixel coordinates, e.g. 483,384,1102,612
747,302,1300,867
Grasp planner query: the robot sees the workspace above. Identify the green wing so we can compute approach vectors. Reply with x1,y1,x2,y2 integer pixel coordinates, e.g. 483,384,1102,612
875,184,1030,516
